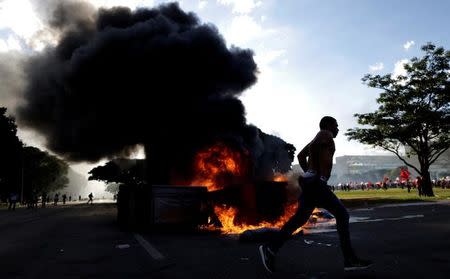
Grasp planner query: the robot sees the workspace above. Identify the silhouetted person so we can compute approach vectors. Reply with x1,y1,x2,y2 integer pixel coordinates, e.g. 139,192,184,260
41,193,47,208
62,194,67,205
53,193,59,206
87,193,94,204
259,116,372,273
78,195,81,201
27,192,38,209
8,192,18,211
69,196,72,202
416,176,423,196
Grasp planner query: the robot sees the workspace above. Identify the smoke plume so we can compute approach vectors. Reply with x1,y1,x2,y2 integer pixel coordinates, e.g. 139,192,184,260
0,52,26,112
17,1,294,183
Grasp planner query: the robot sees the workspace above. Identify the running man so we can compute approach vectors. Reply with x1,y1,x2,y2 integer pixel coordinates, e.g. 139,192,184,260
259,116,372,273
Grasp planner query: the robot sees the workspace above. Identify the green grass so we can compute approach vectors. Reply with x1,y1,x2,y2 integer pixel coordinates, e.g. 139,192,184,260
1,188,449,210
336,188,450,208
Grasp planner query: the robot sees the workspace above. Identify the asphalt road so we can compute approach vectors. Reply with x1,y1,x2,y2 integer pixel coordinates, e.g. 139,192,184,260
0,200,449,279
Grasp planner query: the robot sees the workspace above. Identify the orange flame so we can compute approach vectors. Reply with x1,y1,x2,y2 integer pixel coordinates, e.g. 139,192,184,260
190,142,247,191
203,203,293,234
204,204,326,234
273,172,288,182
190,143,330,234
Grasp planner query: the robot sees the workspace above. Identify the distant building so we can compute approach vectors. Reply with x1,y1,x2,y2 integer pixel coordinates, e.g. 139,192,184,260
334,155,404,176
331,151,450,183
330,155,404,183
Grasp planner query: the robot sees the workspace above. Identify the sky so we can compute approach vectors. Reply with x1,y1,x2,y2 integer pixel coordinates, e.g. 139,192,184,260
1,0,450,194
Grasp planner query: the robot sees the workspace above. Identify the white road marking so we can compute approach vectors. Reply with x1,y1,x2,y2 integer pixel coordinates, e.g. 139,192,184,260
133,233,165,260
303,239,333,246
303,214,426,234
376,200,450,208
351,214,424,223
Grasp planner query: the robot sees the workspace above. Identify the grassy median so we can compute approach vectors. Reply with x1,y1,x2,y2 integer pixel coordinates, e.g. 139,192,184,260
336,188,450,207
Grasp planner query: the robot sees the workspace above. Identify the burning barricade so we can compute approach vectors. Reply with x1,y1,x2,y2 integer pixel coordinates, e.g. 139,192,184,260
117,141,335,236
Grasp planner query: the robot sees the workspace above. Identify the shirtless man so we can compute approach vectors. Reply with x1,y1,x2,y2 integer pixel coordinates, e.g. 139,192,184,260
259,116,372,273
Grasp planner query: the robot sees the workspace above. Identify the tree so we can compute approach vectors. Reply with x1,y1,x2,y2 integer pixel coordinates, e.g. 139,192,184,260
88,159,146,186
346,43,450,196
22,146,69,199
0,108,69,201
0,107,22,200
88,161,121,185
105,183,120,195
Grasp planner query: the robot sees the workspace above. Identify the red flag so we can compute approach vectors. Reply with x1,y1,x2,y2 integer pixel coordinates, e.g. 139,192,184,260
400,167,410,182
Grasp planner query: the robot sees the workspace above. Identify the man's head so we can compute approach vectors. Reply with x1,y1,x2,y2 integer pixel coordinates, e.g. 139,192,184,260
319,116,339,138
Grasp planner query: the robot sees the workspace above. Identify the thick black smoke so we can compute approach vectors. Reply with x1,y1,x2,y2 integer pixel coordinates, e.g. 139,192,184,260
0,52,25,112
18,1,294,183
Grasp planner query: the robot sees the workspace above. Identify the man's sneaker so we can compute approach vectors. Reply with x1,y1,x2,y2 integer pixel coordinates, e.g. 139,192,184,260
344,258,373,271
259,244,276,273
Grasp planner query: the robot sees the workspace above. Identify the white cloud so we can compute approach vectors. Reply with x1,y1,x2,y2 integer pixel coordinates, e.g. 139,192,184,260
6,35,21,51
198,0,208,10
225,15,275,46
0,35,22,52
369,62,384,72
251,49,286,80
0,0,43,41
217,0,262,14
403,40,415,50
256,49,285,66
260,15,266,22
393,59,409,78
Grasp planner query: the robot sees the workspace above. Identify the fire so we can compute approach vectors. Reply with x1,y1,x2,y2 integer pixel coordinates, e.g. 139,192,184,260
273,172,288,182
206,204,326,234
207,203,294,234
190,142,247,191
190,142,330,234
208,203,307,234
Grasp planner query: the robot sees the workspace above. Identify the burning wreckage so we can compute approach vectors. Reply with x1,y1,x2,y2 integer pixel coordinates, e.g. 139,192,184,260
115,141,297,233
94,141,335,237
15,2,334,235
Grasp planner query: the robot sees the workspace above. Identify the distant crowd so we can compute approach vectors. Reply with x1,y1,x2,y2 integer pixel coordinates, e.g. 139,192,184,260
1,191,113,211
331,176,450,193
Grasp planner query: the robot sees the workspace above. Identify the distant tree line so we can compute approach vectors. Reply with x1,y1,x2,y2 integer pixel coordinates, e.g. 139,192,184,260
0,107,69,203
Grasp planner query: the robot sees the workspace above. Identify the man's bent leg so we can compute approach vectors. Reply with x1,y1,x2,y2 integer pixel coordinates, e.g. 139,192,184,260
269,191,315,252
316,183,355,260
316,182,373,270
259,191,315,273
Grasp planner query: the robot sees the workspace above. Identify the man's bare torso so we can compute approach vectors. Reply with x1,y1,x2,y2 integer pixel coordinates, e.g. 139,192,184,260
298,130,335,179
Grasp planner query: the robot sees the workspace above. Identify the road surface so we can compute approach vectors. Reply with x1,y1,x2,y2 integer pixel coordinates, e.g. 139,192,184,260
0,200,448,278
